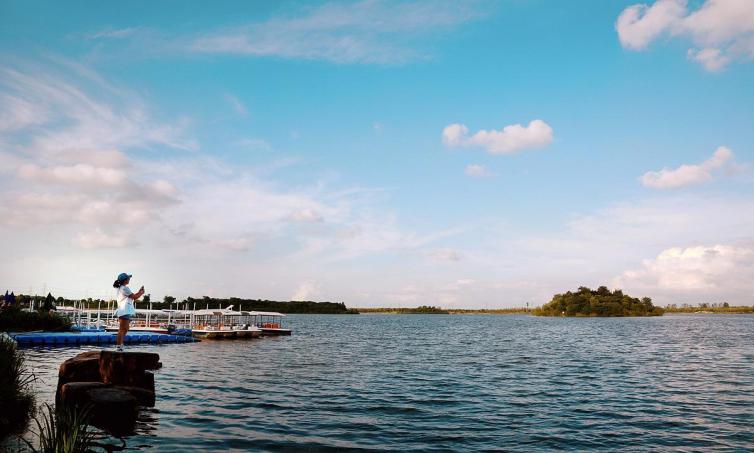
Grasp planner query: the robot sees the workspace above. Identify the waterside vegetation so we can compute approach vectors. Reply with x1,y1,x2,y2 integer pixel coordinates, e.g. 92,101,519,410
0,335,35,440
24,404,95,453
534,286,664,317
0,307,71,332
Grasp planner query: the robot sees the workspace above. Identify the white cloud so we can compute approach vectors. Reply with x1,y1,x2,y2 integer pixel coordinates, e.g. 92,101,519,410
441,123,468,147
292,280,322,301
616,0,754,71
640,146,738,188
75,228,132,249
18,163,127,187
464,164,492,178
614,244,754,297
442,119,553,155
510,194,754,267
188,0,485,64
616,0,687,50
687,47,731,71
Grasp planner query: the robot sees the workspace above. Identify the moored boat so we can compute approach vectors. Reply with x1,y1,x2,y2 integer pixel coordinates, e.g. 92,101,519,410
191,326,227,339
232,324,262,338
252,311,292,336
103,309,173,334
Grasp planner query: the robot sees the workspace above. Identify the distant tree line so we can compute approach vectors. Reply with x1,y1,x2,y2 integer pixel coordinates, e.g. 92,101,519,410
1,291,358,315
663,302,754,314
447,308,532,315
356,306,449,314
533,286,664,317
161,296,358,314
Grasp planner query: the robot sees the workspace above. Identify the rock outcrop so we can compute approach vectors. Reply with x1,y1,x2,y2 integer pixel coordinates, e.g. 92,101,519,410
56,350,161,435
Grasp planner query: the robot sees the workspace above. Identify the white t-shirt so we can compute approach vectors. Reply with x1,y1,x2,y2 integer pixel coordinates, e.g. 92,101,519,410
115,285,136,317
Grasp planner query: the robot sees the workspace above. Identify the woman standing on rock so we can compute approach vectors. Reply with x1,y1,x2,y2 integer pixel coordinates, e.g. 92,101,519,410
113,272,145,351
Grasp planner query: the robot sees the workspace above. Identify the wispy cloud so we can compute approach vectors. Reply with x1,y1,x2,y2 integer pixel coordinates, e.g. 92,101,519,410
86,27,142,40
0,58,192,245
0,57,454,268
188,0,488,64
225,94,248,116
640,146,742,189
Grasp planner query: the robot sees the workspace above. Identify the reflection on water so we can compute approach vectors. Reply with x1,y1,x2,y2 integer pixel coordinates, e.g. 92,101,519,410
16,315,754,451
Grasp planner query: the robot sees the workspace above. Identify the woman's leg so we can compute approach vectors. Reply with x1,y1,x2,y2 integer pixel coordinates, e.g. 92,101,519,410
117,317,130,346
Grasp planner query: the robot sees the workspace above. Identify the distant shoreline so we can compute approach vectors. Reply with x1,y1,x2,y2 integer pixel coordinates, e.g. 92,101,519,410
354,308,532,315
352,307,754,315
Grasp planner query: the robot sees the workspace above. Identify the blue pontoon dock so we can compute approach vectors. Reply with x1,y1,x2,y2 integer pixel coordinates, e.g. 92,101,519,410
10,331,198,347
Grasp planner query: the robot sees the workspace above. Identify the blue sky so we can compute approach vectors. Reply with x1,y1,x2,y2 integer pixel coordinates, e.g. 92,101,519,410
1,0,753,307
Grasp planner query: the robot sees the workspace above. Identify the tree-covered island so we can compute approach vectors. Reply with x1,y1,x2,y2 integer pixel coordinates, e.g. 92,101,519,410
533,286,664,317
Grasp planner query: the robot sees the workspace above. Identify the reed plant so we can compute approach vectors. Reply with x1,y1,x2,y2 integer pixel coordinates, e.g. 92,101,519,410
24,403,94,453
0,335,36,439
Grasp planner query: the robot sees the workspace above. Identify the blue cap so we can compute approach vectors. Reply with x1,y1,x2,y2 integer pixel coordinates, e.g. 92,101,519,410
117,272,132,282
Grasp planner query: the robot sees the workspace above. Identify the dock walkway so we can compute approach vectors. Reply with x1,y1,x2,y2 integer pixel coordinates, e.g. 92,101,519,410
10,331,198,347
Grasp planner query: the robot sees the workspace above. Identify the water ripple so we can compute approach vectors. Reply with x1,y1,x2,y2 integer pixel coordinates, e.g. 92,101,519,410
17,314,754,451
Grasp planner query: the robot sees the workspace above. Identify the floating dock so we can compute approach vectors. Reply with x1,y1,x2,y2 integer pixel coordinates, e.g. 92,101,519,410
10,331,198,347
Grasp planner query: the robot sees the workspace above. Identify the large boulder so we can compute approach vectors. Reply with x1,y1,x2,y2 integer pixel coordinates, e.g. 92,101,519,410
58,382,108,406
55,350,161,436
86,387,139,436
58,350,102,382
114,385,156,407
99,351,160,392
56,351,102,403
58,383,141,436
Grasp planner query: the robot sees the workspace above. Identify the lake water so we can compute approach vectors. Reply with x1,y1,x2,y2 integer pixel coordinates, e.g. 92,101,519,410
13,314,754,451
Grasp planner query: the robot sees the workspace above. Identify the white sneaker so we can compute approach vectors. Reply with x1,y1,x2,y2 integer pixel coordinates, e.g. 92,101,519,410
116,345,124,352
